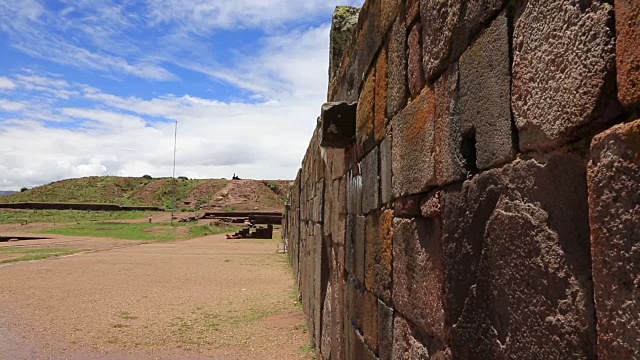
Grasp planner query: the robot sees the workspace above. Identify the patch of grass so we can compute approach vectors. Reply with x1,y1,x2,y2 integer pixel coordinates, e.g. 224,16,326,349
40,222,237,242
41,222,180,241
117,311,138,320
0,247,82,264
0,209,149,224
299,344,316,357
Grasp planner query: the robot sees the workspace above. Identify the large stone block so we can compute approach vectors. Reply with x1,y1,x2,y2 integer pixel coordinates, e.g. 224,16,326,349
378,299,394,360
355,0,383,87
375,51,388,143
512,0,620,151
393,316,428,359
407,23,425,99
366,210,394,303
321,281,333,359
392,217,447,341
362,291,379,354
420,0,504,82
459,12,514,170
380,136,392,205
446,154,596,358
381,0,401,38
391,88,436,197
355,215,366,283
616,0,640,108
361,147,380,214
588,119,640,359
357,72,375,151
387,12,408,120
433,64,466,186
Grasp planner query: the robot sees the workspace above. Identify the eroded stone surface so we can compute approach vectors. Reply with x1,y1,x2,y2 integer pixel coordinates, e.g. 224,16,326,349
387,15,408,120
512,0,619,151
420,0,504,81
361,147,379,214
459,12,514,170
445,154,595,358
392,315,430,360
393,217,446,341
380,136,392,205
378,299,394,360
589,119,640,360
357,73,376,152
408,23,425,99
391,88,436,197
433,64,466,186
375,51,388,142
616,0,640,108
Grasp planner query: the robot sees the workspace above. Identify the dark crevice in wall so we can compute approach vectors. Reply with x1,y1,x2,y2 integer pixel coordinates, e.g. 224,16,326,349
461,127,479,175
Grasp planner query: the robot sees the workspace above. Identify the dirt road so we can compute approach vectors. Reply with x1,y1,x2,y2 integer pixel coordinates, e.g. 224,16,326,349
0,234,311,360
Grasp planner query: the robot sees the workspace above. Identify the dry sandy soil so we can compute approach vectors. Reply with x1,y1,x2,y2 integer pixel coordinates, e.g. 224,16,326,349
0,231,312,360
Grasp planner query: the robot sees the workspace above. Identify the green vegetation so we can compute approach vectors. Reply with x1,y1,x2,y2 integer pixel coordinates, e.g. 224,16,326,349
40,222,237,241
0,209,148,224
0,247,82,264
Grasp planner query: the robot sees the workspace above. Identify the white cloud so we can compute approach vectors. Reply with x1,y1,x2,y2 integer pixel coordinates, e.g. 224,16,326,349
145,0,364,31
0,77,17,90
0,99,25,112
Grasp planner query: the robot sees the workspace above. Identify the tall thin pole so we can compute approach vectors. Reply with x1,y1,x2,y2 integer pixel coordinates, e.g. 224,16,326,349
171,120,178,226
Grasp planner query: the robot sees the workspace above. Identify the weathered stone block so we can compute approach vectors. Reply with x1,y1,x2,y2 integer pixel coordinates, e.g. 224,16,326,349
357,72,375,151
380,136,392,205
381,0,401,36
347,275,363,331
459,12,514,170
391,88,436,197
377,210,393,303
512,0,620,151
362,290,379,354
320,102,357,148
387,15,407,120
378,299,394,360
408,23,425,99
355,0,383,88
616,0,640,108
447,154,596,359
365,212,379,293
361,147,379,214
346,214,355,275
433,64,466,186
393,217,447,341
392,315,431,359
588,119,640,360
420,0,504,82
321,281,333,359
375,51,388,143
355,215,366,283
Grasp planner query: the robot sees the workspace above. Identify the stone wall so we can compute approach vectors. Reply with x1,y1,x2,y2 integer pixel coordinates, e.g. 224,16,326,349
283,0,639,359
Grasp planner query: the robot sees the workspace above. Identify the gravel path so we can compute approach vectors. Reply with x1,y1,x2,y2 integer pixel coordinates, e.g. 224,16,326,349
0,233,311,360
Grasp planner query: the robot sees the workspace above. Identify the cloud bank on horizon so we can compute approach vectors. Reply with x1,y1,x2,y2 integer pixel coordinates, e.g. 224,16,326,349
0,0,365,191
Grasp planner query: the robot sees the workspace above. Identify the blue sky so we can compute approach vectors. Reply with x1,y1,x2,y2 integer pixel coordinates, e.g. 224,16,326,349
0,0,364,190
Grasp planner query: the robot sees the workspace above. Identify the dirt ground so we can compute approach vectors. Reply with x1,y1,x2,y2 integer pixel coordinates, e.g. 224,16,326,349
0,231,312,360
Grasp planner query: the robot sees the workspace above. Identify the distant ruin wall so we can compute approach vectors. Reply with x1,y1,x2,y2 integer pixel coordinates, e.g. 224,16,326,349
283,0,639,359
